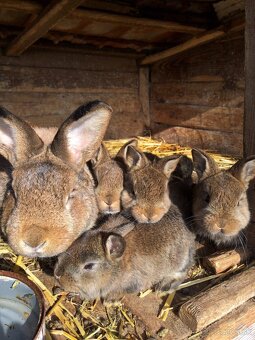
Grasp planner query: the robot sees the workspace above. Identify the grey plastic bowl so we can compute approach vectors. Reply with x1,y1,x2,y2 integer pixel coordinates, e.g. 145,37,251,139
0,270,45,340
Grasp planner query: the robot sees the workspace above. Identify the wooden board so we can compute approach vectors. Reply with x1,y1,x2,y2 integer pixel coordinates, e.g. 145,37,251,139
151,33,244,155
152,103,243,133
244,0,255,156
0,46,144,138
202,298,255,339
153,126,242,156
179,266,255,332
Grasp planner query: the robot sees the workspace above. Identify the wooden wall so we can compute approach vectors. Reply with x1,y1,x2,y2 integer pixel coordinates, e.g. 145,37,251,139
151,33,244,156
0,46,144,139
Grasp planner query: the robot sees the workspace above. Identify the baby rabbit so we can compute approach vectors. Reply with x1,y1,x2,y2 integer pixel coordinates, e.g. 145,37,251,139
0,101,112,258
54,205,195,301
192,149,255,246
118,139,193,223
90,143,124,215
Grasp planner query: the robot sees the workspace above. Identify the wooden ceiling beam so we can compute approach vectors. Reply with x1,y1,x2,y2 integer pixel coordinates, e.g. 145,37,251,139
0,0,205,36
73,9,205,34
140,18,245,65
5,0,84,56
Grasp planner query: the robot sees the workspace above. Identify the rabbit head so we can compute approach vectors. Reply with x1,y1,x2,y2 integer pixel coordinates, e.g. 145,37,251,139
192,149,255,245
0,101,112,257
91,143,124,214
118,140,181,223
54,224,132,300
54,206,195,301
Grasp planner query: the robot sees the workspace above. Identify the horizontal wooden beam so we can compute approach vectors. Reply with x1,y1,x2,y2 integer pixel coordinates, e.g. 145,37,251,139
0,0,205,35
73,9,205,34
5,0,84,56
140,19,245,65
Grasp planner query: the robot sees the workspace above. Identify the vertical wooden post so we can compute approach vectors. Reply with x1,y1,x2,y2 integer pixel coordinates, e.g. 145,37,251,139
245,0,255,227
244,0,255,157
139,66,151,129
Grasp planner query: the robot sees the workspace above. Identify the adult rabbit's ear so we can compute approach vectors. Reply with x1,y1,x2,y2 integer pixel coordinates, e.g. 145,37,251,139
0,106,44,165
51,101,112,170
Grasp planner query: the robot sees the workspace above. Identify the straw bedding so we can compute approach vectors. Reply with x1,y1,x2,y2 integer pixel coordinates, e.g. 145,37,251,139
0,137,240,339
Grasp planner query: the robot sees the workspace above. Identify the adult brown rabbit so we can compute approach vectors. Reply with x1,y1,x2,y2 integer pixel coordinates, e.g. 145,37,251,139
54,205,195,301
192,149,255,246
90,143,124,215
0,101,112,258
118,140,193,223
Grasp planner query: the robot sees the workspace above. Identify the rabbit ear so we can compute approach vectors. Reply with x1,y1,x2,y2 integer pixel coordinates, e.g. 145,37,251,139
115,138,138,161
124,145,148,169
0,106,44,165
192,149,219,181
51,101,112,169
105,233,126,260
229,157,255,187
158,156,181,178
91,143,111,167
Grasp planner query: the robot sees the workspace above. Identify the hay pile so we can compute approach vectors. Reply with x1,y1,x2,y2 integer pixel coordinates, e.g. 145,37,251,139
0,137,239,339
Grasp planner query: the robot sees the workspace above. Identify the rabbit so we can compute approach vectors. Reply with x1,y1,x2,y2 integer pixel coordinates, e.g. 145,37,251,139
117,139,193,223
191,149,255,246
90,143,124,215
54,204,195,301
0,100,112,258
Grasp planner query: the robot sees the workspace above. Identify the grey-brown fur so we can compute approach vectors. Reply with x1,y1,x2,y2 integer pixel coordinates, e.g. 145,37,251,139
54,205,195,301
192,149,255,246
90,143,124,214
0,101,112,258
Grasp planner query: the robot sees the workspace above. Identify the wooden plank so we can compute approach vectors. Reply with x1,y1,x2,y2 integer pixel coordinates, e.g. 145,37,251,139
140,29,226,65
151,103,243,133
140,21,244,65
203,248,251,274
244,0,255,156
0,48,138,72
139,67,150,127
5,0,84,56
0,0,205,35
202,299,255,340
151,82,244,107
179,266,255,332
153,126,242,156
151,34,244,84
0,91,143,138
0,66,138,92
123,294,192,339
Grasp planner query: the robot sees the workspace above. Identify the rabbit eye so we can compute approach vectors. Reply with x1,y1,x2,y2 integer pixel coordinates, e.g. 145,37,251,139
204,194,210,204
84,263,96,271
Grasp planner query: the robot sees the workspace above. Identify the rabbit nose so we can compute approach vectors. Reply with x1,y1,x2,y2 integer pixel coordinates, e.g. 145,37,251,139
23,240,46,252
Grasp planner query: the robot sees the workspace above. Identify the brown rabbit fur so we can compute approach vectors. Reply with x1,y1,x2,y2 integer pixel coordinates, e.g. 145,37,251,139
118,139,193,223
90,143,124,215
54,205,195,301
192,149,255,246
0,101,112,258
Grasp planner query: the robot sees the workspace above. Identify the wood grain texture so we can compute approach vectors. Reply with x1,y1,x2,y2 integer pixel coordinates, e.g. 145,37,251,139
151,34,244,155
141,29,225,65
202,299,255,340
6,0,84,56
203,249,251,274
123,294,192,339
179,266,255,332
139,67,150,127
0,47,144,138
244,0,255,156
152,103,243,132
153,126,242,156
